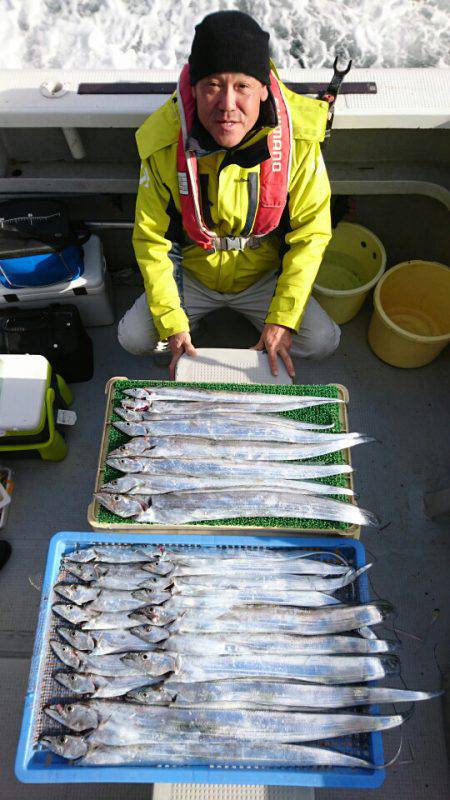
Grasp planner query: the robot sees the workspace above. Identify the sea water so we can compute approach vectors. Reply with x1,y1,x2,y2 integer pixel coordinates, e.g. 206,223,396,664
0,0,449,70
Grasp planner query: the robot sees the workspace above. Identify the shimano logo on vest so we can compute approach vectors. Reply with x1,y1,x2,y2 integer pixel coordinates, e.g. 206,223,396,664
271,98,283,172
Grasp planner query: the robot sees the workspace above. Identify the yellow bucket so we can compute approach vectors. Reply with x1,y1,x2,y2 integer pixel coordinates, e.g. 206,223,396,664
368,260,450,368
313,222,387,324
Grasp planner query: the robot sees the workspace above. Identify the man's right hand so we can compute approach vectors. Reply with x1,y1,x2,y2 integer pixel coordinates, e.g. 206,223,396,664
168,331,197,380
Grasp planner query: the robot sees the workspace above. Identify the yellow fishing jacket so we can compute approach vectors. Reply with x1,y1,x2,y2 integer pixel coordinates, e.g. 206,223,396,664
133,66,332,339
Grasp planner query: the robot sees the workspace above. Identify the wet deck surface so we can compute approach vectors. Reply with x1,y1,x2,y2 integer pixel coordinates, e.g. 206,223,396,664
1,282,449,799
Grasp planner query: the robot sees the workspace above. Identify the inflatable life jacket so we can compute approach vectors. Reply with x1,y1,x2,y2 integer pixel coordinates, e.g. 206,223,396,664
176,63,293,252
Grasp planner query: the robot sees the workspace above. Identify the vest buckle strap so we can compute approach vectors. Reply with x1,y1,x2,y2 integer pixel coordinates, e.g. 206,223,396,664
213,235,262,251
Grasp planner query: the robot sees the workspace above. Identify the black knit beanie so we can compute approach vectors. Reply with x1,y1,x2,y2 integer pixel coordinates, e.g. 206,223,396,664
189,11,270,86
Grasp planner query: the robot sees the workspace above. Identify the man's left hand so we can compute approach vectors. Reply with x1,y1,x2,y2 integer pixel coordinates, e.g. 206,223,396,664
251,323,296,379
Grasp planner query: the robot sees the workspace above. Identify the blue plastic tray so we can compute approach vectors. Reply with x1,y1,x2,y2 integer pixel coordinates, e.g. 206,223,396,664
15,531,385,787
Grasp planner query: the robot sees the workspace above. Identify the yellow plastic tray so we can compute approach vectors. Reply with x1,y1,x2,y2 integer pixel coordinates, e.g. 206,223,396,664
87,378,359,538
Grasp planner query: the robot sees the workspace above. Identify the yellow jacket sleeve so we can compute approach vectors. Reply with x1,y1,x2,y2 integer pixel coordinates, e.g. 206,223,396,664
132,158,189,339
265,140,332,331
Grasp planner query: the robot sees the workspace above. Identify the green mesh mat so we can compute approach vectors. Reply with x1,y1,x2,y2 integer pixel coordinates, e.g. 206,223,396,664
96,380,352,532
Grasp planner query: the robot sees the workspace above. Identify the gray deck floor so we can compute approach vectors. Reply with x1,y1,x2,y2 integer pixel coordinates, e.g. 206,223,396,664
1,282,449,799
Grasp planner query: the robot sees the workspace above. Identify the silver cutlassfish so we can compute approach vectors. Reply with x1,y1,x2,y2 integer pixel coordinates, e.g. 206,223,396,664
128,681,441,711
43,700,405,743
113,417,364,445
101,473,354,497
39,734,381,770
123,386,345,408
107,434,371,462
134,488,378,527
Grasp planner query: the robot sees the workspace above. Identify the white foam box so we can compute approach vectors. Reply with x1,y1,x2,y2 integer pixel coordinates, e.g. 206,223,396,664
0,235,115,327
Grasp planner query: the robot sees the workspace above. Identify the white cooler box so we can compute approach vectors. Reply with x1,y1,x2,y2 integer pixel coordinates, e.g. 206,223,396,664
0,235,114,327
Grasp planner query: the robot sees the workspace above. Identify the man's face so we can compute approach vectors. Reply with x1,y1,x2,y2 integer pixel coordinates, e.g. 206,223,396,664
191,72,269,148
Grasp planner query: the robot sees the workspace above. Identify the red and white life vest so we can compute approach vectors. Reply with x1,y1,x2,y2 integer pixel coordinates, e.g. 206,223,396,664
176,63,293,252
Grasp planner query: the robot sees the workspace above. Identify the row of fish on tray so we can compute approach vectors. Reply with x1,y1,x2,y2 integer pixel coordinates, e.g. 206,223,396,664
40,544,441,768
96,386,378,526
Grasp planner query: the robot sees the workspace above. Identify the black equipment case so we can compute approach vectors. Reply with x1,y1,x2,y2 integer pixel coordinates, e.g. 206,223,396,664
0,303,94,383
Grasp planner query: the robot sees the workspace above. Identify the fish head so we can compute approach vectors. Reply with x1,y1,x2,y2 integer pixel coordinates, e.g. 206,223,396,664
53,670,96,695
142,576,173,591
122,397,152,411
94,492,122,514
50,640,83,670
115,457,135,469
121,651,177,676
101,493,149,516
56,627,95,651
64,548,96,563
127,685,176,704
52,603,89,626
126,611,148,626
54,584,96,605
118,408,140,422
39,733,88,760
133,588,171,605
135,546,161,561
136,606,177,627
54,584,79,602
120,651,161,674
44,702,98,732
100,479,122,492
114,421,135,435
142,561,173,577
121,399,138,410
132,624,170,644
65,562,97,581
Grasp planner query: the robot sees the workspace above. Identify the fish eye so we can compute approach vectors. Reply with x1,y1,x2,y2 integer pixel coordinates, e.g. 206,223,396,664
59,736,66,743
67,705,74,712
69,675,76,682
142,653,148,660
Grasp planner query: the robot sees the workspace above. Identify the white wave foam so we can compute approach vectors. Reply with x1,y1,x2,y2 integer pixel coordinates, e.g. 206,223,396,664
0,0,449,70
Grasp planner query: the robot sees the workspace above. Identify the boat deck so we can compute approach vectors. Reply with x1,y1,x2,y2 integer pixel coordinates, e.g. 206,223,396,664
1,280,449,799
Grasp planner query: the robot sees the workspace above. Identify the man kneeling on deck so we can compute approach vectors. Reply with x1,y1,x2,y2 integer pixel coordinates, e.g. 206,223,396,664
119,10,340,379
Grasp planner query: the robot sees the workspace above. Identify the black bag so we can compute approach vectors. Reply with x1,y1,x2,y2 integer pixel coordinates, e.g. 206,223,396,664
0,304,94,383
0,198,90,251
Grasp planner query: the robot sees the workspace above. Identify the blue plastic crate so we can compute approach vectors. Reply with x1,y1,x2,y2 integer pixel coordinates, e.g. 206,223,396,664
15,531,385,787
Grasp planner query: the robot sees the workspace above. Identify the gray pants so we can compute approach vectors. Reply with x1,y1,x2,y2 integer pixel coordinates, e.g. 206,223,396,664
118,248,340,359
